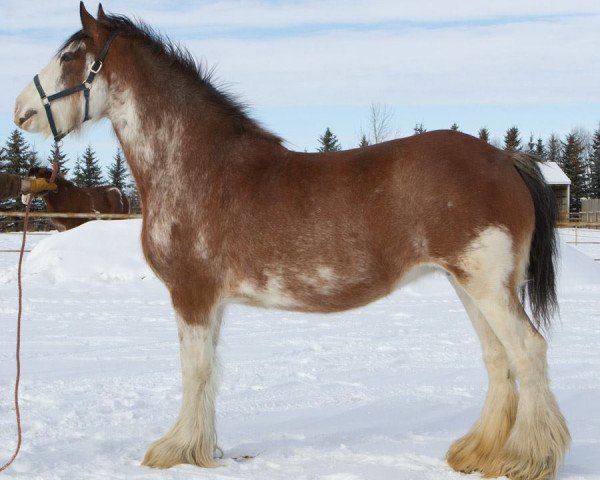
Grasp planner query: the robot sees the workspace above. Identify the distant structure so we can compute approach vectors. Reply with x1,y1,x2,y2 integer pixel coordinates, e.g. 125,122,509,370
539,162,570,221
581,199,600,223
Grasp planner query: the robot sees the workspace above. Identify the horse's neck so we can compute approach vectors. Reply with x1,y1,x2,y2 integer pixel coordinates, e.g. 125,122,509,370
106,62,285,213
108,81,207,199
43,182,76,212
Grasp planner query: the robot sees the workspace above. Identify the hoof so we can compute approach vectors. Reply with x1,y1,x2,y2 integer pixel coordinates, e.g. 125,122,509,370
142,434,219,469
447,432,487,474
479,422,570,480
481,451,555,480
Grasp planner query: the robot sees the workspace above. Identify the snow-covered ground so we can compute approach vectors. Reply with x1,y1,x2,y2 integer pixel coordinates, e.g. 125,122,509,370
0,221,599,480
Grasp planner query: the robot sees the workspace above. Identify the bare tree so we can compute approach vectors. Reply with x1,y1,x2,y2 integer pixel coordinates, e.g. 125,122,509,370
413,123,427,135
368,103,394,144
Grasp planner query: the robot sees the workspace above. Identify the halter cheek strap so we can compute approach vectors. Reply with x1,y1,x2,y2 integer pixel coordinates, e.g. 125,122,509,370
33,31,118,143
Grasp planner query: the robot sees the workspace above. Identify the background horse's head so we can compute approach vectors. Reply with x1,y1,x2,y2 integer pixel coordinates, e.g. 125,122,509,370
28,167,58,182
14,3,113,140
23,167,71,197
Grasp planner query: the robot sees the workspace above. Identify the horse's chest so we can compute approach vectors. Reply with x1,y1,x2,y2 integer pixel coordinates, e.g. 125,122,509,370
141,218,179,277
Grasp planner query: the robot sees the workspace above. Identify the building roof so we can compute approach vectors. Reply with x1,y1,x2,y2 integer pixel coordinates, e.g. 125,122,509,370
539,162,571,185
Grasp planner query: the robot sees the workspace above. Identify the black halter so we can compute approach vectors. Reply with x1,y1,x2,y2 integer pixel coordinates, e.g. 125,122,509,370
33,32,118,142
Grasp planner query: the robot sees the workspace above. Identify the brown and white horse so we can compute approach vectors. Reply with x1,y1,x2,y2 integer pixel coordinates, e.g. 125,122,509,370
14,4,569,479
26,166,129,231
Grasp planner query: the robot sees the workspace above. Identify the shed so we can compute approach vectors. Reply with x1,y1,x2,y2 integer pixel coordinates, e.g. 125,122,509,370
538,162,571,221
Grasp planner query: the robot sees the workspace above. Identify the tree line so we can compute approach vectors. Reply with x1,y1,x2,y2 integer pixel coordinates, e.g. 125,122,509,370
0,129,141,213
317,114,600,213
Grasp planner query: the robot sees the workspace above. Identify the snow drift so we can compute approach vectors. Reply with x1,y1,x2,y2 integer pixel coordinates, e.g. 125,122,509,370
24,219,155,283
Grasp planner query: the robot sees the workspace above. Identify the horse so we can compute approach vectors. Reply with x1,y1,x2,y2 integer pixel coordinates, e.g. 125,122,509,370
25,166,130,231
14,4,570,479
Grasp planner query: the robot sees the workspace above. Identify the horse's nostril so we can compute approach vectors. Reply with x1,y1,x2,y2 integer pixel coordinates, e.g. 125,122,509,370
19,109,37,125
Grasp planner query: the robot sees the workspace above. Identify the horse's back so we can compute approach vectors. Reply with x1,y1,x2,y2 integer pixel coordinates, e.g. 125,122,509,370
96,186,130,213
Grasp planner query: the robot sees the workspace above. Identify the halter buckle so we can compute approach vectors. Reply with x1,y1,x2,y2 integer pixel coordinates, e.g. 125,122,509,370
41,97,50,106
90,60,103,74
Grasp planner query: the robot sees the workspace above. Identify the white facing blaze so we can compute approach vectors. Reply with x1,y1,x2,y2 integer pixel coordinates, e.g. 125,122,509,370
14,41,109,138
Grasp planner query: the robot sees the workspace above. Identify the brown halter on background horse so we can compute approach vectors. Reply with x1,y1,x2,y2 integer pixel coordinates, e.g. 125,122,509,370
12,4,570,480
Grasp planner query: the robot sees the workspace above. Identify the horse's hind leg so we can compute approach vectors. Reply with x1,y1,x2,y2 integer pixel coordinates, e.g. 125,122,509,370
143,301,222,469
474,296,570,480
451,227,570,480
446,279,518,474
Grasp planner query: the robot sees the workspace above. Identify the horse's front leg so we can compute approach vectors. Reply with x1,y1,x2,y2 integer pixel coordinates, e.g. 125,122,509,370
143,301,223,469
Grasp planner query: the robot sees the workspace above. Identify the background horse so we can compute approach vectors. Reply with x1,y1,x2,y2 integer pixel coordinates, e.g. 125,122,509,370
14,4,569,479
26,167,130,231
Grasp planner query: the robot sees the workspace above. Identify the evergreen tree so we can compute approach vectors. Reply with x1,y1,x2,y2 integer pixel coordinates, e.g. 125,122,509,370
358,134,369,148
561,132,586,212
317,127,341,152
48,141,69,175
588,126,600,198
450,122,460,131
2,129,31,175
546,134,561,164
78,145,105,187
504,126,522,152
527,134,536,154
535,137,545,160
0,147,6,173
108,149,128,190
478,127,490,143
71,156,84,185
126,179,142,213
25,146,42,171
413,123,427,135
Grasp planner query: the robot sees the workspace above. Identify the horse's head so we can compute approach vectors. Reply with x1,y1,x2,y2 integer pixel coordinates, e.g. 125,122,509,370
15,3,115,141
28,167,55,181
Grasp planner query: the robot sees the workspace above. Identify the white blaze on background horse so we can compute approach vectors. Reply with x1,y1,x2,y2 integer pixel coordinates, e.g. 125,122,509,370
14,4,570,480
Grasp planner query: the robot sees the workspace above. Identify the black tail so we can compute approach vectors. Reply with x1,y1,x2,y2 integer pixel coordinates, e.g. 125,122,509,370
512,153,559,330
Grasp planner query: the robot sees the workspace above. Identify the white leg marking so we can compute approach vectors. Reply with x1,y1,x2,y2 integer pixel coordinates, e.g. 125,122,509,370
143,310,222,468
457,227,570,480
447,280,517,473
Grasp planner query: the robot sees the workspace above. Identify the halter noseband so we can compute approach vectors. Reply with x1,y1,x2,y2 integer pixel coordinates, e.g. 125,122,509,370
33,32,119,143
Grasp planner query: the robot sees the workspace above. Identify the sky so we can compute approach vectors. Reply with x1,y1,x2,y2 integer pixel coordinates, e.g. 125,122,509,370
0,0,599,172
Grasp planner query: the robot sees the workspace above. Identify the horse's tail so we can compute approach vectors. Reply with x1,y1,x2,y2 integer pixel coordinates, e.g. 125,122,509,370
511,152,559,330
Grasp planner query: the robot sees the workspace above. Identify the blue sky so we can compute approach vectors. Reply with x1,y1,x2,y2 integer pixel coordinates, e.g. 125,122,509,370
1,1,599,173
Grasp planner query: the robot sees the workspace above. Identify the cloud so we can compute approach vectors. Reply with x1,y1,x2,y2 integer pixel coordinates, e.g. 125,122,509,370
178,15,600,107
3,12,599,116
2,0,600,32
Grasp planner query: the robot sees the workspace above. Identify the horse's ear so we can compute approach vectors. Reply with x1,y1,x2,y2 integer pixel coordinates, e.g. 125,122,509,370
97,3,107,20
80,2,100,40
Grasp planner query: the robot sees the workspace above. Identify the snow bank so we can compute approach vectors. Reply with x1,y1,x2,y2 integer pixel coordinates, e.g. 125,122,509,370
24,219,155,283
557,239,600,291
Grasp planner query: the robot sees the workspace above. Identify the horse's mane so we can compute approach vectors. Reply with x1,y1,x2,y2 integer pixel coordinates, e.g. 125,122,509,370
61,15,282,145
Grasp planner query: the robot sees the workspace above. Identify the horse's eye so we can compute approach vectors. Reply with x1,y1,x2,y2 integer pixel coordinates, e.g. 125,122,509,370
60,52,76,63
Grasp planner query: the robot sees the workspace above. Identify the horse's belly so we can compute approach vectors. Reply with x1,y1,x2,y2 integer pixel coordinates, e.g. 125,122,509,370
232,267,395,313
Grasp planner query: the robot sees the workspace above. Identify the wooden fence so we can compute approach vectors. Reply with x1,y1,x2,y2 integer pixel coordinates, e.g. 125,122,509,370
0,212,142,220
0,211,142,232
